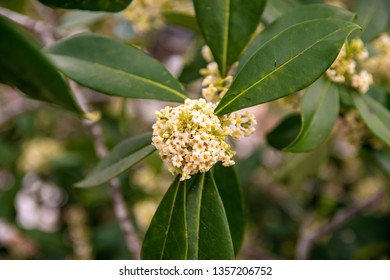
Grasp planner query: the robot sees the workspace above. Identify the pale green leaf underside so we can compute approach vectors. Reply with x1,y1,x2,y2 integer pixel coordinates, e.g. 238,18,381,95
215,19,360,115
186,172,235,260
76,133,155,187
284,77,339,152
353,93,390,147
46,34,187,102
141,177,187,260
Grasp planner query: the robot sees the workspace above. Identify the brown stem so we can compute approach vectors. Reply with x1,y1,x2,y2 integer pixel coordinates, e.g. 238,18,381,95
0,97,43,127
295,189,386,259
0,6,142,258
0,6,56,45
84,119,141,259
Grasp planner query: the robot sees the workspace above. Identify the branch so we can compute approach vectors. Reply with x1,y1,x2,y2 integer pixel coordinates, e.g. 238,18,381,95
0,7,56,45
0,96,44,127
0,7,142,259
295,188,387,259
84,119,141,259
69,80,141,259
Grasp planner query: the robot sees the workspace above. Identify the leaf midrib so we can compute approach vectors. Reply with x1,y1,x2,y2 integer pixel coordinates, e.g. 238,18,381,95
49,54,188,100
215,23,353,115
160,178,181,259
354,95,390,146
289,80,332,147
195,173,205,258
86,145,156,185
221,0,231,76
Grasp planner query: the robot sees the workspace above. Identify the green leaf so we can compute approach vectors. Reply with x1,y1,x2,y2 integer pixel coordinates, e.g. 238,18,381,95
163,12,200,33
193,0,267,76
354,0,389,42
238,4,356,74
141,177,187,260
268,78,340,153
213,163,245,255
179,41,207,84
353,242,390,260
75,133,155,187
267,114,301,150
262,0,297,24
186,172,235,260
37,0,132,12
215,19,360,115
59,11,108,29
0,16,80,113
373,149,390,176
352,93,390,147
46,33,187,103
1,0,27,12
284,77,339,152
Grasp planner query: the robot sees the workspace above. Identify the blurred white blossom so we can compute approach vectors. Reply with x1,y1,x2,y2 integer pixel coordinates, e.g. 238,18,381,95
152,98,256,180
326,39,372,93
18,138,64,173
15,173,63,232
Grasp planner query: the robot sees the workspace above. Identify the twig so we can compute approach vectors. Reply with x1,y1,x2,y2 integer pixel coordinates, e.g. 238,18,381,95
295,188,387,259
84,119,141,259
70,77,141,260
0,7,56,45
0,97,43,127
0,7,142,259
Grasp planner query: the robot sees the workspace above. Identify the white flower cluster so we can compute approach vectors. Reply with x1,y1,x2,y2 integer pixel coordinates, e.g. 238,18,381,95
326,39,373,94
364,33,390,84
152,99,234,180
220,111,257,140
373,33,390,54
18,138,64,173
123,0,193,33
200,46,233,102
152,99,256,180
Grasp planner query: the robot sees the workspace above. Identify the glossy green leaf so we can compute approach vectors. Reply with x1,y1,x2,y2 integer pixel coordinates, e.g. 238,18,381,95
163,12,200,33
238,4,356,74
37,0,132,12
353,93,390,147
213,163,245,255
0,16,80,113
268,78,340,153
193,0,267,76
284,77,339,152
215,19,360,115
373,150,390,176
262,0,297,24
186,172,235,260
1,0,27,12
179,41,207,84
355,0,389,42
46,34,187,102
59,11,108,29
267,114,301,150
141,177,187,260
76,133,155,187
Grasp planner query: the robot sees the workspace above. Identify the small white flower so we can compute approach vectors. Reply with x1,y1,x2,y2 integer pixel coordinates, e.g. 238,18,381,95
152,98,256,180
201,45,214,62
326,39,372,93
351,70,373,94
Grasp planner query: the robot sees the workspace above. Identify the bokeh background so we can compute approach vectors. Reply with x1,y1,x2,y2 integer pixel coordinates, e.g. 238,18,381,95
1,0,390,260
